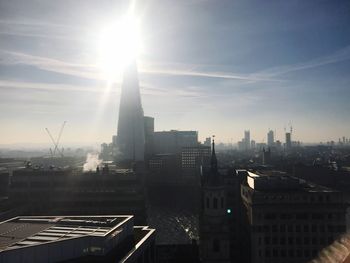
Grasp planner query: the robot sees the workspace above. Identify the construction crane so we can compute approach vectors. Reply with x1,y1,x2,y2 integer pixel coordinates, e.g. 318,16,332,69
45,121,67,158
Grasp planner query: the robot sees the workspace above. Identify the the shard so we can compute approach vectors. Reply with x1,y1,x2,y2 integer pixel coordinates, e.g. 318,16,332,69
116,61,145,162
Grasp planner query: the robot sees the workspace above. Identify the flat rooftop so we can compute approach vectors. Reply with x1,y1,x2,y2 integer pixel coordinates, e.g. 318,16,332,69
0,215,132,251
247,171,336,193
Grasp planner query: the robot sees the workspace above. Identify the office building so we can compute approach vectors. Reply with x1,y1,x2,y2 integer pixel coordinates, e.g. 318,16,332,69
144,116,155,159
251,140,256,150
285,132,292,150
116,62,145,162
181,146,210,169
204,137,211,147
223,169,250,262
0,215,155,263
244,130,250,150
153,130,198,154
9,167,147,224
267,130,274,147
241,171,347,263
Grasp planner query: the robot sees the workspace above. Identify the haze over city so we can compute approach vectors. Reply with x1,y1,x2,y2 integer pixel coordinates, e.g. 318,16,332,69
0,0,349,146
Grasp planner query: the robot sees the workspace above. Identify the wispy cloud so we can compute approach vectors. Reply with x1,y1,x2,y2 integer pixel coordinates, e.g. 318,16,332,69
0,79,103,93
141,67,277,81
254,45,350,77
0,49,280,83
0,50,100,81
0,19,88,41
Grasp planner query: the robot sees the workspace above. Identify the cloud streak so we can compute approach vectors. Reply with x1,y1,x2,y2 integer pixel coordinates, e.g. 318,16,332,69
0,49,280,83
254,45,350,77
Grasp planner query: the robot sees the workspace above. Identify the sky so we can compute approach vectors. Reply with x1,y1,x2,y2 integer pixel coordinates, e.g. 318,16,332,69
0,0,349,146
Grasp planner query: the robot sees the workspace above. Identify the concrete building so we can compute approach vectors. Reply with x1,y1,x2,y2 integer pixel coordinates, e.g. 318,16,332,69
241,171,347,263
262,148,271,165
153,130,198,154
9,167,147,224
285,132,292,151
244,130,251,151
223,169,250,262
0,215,155,263
116,62,145,162
144,116,155,159
181,146,210,169
267,130,274,147
204,137,211,147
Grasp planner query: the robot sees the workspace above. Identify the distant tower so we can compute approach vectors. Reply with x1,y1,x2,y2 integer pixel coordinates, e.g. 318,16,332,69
200,137,230,263
204,137,211,147
116,61,145,162
262,147,271,165
285,132,292,150
244,130,250,150
267,130,274,147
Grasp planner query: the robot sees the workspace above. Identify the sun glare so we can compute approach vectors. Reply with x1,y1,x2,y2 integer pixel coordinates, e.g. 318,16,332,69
98,15,140,81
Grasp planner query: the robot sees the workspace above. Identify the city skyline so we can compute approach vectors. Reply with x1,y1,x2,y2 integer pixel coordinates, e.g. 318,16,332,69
1,0,350,145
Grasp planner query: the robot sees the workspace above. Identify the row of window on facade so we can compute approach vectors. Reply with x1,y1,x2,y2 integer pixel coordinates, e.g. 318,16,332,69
253,224,346,233
258,212,345,221
206,197,225,209
259,248,318,258
258,235,335,246
259,194,333,202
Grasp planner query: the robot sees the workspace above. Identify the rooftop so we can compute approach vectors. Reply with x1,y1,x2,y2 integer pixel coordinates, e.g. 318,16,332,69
246,171,336,193
0,215,131,251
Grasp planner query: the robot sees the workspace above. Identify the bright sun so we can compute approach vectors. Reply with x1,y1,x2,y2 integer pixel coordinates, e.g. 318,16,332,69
98,15,140,81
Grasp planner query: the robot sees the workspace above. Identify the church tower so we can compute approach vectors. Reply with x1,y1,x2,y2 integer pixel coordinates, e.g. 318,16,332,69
200,138,230,263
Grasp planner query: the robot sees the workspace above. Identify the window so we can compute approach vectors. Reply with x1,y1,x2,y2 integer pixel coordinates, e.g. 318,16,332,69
280,225,286,232
312,225,317,232
312,237,317,245
206,197,210,209
272,237,278,245
273,249,278,257
288,237,294,245
213,198,218,209
213,239,220,252
320,225,325,233
221,197,224,208
280,237,286,245
296,213,307,220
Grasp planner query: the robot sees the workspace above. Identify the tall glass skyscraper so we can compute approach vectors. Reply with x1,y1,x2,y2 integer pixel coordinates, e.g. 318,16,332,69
116,61,145,162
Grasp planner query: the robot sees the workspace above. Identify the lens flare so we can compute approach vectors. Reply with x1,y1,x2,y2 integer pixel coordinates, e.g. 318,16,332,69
98,15,140,81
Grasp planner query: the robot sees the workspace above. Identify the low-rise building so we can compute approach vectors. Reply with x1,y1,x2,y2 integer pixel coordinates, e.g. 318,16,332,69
0,215,155,263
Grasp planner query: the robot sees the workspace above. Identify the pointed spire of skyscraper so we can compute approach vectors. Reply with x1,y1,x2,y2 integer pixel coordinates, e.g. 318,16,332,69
116,61,145,163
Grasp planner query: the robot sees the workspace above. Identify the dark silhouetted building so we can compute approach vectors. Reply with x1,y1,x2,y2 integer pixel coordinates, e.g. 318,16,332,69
267,130,274,147
144,116,155,160
199,140,230,263
181,146,210,169
153,130,198,154
9,167,147,224
285,132,292,151
0,215,155,262
116,62,145,162
241,171,347,263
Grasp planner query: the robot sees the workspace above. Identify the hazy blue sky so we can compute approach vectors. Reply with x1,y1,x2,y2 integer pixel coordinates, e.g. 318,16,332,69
0,0,349,145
